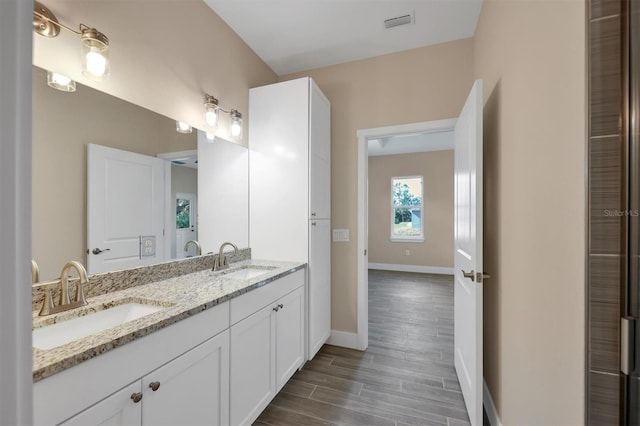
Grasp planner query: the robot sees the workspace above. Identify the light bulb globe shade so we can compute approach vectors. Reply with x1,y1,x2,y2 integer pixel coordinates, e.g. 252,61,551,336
230,110,243,140
47,71,76,92
230,121,242,138
81,28,110,81
85,48,107,77
205,109,218,127
176,121,193,134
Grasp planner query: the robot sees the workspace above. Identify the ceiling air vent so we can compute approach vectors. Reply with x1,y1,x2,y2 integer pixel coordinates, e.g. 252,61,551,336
384,12,414,29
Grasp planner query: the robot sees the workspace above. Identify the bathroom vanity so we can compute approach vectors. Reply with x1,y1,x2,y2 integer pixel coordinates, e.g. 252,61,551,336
32,259,306,426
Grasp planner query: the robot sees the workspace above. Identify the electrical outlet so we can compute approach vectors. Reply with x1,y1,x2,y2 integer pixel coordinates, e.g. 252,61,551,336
405,249,410,256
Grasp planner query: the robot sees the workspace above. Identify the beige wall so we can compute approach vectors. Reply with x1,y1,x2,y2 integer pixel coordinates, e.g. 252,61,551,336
32,67,197,281
33,0,278,145
474,0,586,424
368,151,454,268
282,39,474,332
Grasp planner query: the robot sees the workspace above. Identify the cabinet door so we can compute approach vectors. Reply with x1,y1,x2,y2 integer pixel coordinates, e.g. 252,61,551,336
309,219,331,358
230,305,276,426
309,80,331,220
141,330,230,426
61,381,141,426
310,153,330,220
275,286,305,391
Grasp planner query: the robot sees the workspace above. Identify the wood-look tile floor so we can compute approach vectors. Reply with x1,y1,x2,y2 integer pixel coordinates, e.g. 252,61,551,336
255,270,474,426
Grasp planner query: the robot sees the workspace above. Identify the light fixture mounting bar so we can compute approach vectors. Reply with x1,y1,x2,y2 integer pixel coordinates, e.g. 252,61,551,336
33,2,82,36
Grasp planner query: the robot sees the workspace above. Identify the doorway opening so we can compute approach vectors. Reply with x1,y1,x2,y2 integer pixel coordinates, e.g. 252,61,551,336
356,118,457,351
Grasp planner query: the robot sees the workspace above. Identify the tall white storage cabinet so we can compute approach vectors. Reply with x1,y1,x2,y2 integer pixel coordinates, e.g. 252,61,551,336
249,77,331,360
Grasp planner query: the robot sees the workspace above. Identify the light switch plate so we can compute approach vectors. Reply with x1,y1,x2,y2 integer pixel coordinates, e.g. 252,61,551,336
140,235,156,258
333,229,350,242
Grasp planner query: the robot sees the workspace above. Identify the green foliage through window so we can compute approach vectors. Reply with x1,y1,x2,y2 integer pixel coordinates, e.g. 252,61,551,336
392,177,423,238
176,199,191,229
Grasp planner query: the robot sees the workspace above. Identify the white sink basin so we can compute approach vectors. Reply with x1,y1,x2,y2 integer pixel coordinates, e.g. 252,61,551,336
223,266,275,280
33,303,164,350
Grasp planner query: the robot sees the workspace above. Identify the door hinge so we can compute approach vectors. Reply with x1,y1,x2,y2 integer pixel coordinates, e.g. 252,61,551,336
622,317,636,375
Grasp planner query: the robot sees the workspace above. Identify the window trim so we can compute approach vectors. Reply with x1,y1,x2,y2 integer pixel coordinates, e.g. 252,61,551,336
390,175,424,242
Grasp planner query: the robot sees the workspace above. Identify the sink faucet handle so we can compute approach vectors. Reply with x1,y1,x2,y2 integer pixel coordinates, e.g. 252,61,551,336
39,290,55,316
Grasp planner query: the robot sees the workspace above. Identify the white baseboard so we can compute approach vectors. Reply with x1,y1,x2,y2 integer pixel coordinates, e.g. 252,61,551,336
368,263,454,275
326,330,359,350
483,378,502,426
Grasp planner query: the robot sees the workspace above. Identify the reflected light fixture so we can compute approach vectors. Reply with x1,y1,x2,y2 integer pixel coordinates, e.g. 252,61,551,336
206,132,215,143
47,71,76,92
33,1,111,81
176,121,193,134
230,110,243,140
204,95,219,128
203,93,244,140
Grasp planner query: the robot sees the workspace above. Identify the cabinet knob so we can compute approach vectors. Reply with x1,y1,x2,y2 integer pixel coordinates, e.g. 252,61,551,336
273,306,280,312
311,212,317,217
278,303,283,309
311,222,317,226
149,381,161,391
131,392,143,403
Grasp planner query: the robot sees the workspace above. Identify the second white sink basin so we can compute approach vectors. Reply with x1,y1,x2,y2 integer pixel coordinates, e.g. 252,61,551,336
33,303,165,350
222,266,276,280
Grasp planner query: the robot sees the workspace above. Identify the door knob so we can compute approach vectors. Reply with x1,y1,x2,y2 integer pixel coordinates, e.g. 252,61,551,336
90,248,111,255
462,269,475,281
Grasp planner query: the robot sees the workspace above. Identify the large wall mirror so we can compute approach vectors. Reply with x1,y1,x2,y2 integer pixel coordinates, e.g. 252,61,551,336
32,66,249,282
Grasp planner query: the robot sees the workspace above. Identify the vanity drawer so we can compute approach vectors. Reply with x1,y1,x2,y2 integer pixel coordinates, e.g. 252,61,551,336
230,269,304,325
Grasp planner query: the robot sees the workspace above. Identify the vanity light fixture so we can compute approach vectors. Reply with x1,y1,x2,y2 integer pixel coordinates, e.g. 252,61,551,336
203,93,244,140
33,1,111,80
47,71,76,92
176,121,193,134
230,110,243,140
206,132,215,142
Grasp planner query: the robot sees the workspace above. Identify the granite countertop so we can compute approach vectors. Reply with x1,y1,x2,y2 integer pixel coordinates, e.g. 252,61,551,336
32,259,306,383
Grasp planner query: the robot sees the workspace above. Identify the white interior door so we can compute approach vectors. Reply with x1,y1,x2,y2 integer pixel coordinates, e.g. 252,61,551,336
175,192,197,258
454,79,484,426
88,144,165,274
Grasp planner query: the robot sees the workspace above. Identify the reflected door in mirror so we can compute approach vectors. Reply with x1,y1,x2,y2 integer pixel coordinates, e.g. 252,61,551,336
176,193,197,258
87,144,166,274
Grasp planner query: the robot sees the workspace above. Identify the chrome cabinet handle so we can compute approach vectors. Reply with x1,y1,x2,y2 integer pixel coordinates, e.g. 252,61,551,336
149,381,160,391
131,392,143,403
462,270,475,281
90,248,111,255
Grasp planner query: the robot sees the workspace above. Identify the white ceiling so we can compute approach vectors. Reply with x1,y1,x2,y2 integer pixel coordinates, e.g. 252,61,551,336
203,0,483,75
368,130,454,156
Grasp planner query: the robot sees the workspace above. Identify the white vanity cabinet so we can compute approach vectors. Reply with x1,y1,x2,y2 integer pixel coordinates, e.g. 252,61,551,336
230,270,305,426
61,331,229,426
34,302,230,426
250,77,331,360
34,269,306,426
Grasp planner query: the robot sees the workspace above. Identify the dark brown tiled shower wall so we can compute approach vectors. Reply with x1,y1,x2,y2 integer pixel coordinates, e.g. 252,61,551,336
587,0,626,424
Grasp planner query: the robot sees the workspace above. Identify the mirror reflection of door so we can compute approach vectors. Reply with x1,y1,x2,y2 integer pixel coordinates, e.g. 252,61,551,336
176,192,197,258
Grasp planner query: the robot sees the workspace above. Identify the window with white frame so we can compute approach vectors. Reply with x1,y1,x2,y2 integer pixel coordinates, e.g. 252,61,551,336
391,176,423,241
